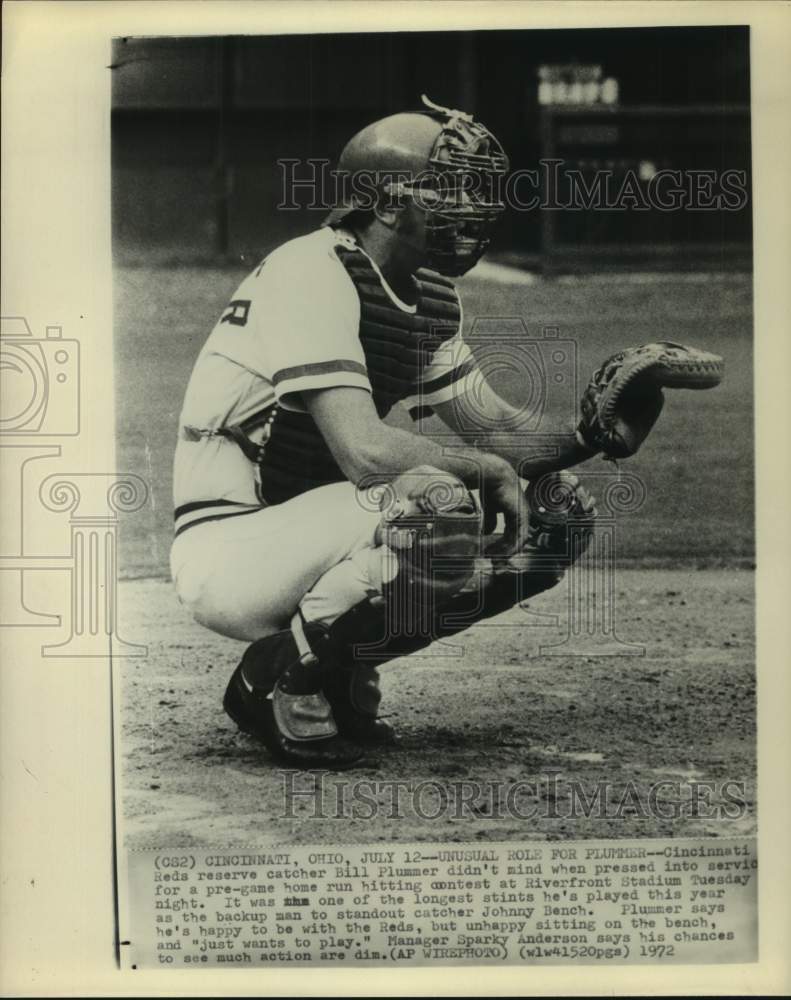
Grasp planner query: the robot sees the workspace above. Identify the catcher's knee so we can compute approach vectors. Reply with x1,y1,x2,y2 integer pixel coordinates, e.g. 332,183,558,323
299,467,482,631
302,470,597,667
376,465,483,610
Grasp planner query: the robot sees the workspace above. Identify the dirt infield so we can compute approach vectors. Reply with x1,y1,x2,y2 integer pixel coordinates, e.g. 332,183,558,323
119,566,755,849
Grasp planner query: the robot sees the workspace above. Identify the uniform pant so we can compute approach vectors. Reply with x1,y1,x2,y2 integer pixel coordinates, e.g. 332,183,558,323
170,482,388,642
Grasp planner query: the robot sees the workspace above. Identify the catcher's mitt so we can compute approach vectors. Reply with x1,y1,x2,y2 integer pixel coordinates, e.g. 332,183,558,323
577,341,724,459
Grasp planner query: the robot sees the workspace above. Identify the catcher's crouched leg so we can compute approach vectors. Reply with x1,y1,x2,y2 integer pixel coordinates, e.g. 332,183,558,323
310,470,598,678
305,465,485,745
223,465,484,761
306,470,596,742
228,468,597,764
223,614,367,769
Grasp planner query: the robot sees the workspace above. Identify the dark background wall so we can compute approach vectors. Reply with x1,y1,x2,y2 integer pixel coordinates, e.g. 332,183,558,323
112,27,751,269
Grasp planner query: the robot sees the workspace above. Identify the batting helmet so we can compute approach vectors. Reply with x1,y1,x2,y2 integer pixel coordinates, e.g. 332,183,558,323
324,95,509,276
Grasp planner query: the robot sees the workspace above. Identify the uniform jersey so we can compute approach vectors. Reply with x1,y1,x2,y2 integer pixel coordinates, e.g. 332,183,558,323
173,226,478,537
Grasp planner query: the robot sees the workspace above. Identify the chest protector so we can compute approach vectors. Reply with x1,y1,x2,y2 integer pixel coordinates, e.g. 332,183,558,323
249,243,461,506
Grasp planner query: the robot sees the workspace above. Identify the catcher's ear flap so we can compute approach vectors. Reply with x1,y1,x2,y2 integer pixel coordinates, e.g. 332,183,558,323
608,381,665,458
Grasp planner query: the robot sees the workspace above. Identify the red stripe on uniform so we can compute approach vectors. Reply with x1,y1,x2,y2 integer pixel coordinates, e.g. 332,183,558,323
271,359,368,385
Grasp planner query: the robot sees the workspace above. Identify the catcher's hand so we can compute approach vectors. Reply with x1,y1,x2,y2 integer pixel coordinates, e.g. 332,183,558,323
577,341,724,459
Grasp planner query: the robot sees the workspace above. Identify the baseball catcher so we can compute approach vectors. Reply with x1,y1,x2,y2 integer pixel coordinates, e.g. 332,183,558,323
171,97,723,768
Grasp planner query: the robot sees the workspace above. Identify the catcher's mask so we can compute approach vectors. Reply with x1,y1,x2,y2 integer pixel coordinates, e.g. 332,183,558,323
323,95,509,276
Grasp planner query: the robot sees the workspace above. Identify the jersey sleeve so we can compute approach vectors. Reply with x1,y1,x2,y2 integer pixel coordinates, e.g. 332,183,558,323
248,235,370,411
403,329,480,416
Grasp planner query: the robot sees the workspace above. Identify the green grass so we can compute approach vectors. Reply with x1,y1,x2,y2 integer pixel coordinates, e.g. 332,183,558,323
114,265,753,577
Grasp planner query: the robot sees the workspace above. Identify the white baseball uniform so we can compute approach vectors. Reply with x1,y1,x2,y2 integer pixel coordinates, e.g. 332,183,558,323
170,226,478,642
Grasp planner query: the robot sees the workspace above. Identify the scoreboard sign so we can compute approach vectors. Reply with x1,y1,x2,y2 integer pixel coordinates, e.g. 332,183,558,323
537,63,620,107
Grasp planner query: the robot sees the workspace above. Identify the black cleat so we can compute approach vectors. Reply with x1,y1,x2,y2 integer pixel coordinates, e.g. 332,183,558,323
223,662,365,769
322,664,396,745
334,713,396,746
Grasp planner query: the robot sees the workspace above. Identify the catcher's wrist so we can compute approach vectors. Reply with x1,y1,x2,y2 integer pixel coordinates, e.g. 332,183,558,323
574,426,599,456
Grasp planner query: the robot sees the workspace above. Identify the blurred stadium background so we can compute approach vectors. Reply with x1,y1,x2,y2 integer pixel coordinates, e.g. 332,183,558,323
112,27,753,578
112,27,751,269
